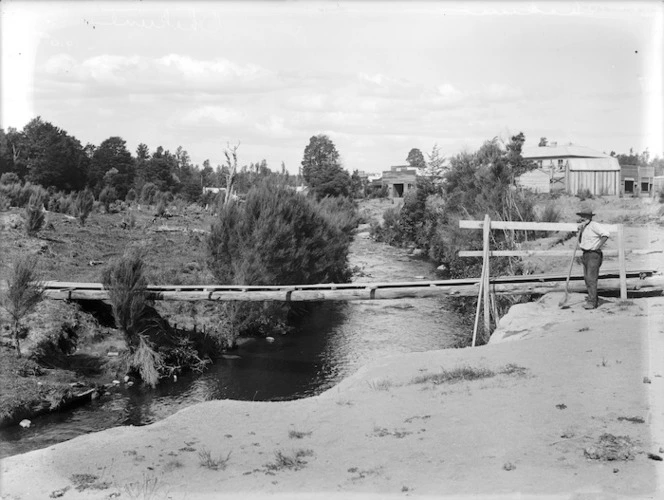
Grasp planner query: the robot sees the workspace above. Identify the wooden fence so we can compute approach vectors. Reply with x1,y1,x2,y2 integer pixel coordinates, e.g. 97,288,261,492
459,216,628,346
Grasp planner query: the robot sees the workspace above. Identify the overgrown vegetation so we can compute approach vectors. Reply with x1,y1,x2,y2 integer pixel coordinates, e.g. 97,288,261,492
207,181,355,336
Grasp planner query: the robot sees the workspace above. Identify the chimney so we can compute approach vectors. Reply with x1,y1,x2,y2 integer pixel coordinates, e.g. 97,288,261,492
549,141,557,147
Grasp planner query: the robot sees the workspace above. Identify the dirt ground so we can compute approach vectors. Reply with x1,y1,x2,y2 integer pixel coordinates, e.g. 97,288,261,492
1,195,663,499
0,291,662,499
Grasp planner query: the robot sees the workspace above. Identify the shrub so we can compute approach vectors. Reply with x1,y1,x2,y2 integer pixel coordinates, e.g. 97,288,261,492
0,172,20,185
141,182,157,205
1,255,44,357
101,248,150,351
75,189,95,226
99,186,118,213
126,188,137,204
207,182,352,336
23,192,46,236
576,188,594,201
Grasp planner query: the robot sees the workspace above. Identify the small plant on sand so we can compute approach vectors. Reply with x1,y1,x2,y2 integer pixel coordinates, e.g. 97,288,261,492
367,378,393,391
1,255,44,357
266,449,314,471
410,366,496,385
288,430,312,439
198,447,232,470
123,474,161,500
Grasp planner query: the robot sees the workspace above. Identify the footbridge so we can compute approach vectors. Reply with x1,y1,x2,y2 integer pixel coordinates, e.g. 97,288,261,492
39,269,663,302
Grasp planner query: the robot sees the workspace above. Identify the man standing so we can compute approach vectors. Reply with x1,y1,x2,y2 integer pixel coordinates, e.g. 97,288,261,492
577,204,610,309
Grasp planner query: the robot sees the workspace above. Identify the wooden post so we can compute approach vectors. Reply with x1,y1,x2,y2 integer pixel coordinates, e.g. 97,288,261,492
483,214,491,336
617,224,627,300
471,260,486,347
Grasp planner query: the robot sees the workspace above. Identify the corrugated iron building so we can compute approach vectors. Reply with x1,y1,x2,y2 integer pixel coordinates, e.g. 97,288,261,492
522,144,621,196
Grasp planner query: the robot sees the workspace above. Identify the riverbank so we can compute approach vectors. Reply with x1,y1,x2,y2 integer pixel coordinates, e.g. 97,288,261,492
1,290,662,499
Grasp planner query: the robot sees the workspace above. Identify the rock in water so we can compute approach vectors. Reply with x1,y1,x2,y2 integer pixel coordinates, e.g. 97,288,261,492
19,419,31,428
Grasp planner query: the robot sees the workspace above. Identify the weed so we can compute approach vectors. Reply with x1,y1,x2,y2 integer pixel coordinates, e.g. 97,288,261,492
266,449,313,471
599,358,609,367
616,300,635,311
617,416,645,424
367,378,393,391
644,376,652,384
499,364,529,377
584,433,635,461
123,474,161,500
198,447,232,470
410,366,495,385
288,430,312,439
70,473,111,492
163,459,183,472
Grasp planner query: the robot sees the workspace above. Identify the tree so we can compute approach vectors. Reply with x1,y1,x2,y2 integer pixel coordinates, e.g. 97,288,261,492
223,143,240,205
21,117,87,191
350,169,364,198
2,255,44,357
424,144,447,181
406,148,426,170
89,137,135,199
301,135,350,199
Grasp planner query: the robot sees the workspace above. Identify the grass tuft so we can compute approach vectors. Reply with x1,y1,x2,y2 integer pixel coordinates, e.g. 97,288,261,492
198,447,232,470
410,366,495,385
266,449,314,471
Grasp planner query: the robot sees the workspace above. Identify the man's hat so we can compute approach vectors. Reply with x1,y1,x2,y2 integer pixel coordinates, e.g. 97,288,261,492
576,203,595,217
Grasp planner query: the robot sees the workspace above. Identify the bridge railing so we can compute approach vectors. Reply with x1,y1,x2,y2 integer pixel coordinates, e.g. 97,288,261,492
459,215,628,346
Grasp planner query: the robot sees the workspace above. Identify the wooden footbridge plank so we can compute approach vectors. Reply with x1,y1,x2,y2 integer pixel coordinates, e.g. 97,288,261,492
25,269,663,302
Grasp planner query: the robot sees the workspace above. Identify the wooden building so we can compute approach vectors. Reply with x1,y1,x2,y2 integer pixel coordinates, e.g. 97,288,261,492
521,144,621,196
381,165,418,198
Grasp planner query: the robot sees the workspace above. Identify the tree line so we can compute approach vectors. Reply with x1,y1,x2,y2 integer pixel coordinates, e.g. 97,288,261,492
0,117,369,206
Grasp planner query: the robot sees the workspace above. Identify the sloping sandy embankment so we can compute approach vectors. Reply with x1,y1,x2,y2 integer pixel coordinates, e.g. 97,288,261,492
1,292,663,500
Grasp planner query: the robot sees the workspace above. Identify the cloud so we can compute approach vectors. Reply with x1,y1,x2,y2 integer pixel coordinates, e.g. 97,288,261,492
39,53,281,95
254,115,294,139
181,105,246,126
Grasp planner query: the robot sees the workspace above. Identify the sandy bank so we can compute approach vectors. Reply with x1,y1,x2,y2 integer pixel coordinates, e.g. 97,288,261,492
1,291,663,499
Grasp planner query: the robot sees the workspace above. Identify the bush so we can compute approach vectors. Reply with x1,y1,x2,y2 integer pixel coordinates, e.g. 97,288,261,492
126,188,137,204
141,183,157,205
207,183,353,336
99,186,118,213
1,255,44,357
101,248,151,351
23,192,46,236
576,188,594,201
75,189,95,226
0,173,20,185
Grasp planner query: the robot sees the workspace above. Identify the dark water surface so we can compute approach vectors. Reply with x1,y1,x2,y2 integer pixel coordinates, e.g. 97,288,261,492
0,240,464,458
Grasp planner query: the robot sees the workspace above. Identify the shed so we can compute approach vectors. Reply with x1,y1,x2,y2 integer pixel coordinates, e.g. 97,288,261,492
522,144,621,196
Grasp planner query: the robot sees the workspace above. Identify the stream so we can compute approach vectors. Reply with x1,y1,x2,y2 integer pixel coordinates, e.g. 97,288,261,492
0,232,466,458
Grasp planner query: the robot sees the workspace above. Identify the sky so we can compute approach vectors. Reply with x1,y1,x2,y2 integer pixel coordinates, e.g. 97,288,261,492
1,0,662,175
